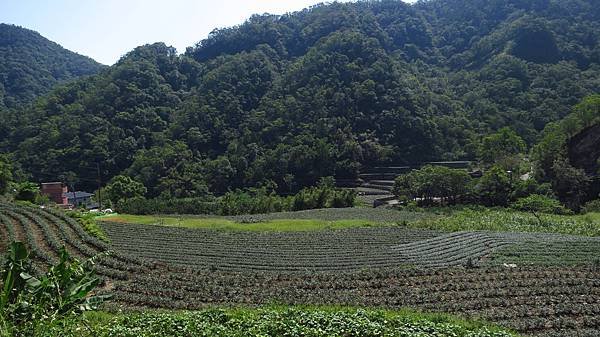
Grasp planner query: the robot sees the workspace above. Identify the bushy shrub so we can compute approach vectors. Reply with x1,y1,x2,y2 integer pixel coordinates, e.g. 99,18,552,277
511,194,571,215
582,199,600,214
291,178,356,211
329,189,356,208
219,189,292,215
116,197,218,215
511,178,553,200
116,177,356,215
14,182,42,203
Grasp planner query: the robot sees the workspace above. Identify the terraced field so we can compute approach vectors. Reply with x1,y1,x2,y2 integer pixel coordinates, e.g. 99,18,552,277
2,203,600,337
102,222,445,271
102,220,600,272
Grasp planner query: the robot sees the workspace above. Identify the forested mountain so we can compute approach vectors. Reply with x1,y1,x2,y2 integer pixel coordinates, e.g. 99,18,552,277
3,0,600,197
0,24,104,108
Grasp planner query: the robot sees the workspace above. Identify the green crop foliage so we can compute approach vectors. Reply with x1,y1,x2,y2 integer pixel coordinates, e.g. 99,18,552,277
66,210,110,242
409,208,600,236
21,307,519,337
0,242,109,337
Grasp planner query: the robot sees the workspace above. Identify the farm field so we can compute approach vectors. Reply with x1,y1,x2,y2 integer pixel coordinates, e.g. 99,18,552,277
2,203,600,336
100,221,600,271
98,206,436,230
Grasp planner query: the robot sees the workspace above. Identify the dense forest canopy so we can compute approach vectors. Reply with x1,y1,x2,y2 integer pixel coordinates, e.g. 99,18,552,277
2,0,600,198
0,24,105,108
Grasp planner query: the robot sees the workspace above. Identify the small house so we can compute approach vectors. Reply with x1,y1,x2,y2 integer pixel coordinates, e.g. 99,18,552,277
65,191,94,208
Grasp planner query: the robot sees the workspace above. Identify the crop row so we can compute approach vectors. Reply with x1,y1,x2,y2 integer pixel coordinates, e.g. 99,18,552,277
0,204,150,281
489,241,600,266
0,213,16,242
102,222,438,246
102,221,600,273
5,210,58,264
102,222,511,271
101,265,600,336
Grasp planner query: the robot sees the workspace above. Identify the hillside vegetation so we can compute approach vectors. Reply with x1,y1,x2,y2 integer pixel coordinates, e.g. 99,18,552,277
2,0,600,198
0,24,104,108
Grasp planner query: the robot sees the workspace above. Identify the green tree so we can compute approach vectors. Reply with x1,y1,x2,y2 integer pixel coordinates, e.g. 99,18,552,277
104,175,147,204
392,174,412,202
478,127,526,172
125,141,216,198
444,169,473,204
393,166,472,205
531,122,567,183
4,2,600,198
475,166,513,207
511,178,553,200
0,155,12,195
573,94,600,128
14,182,39,203
550,158,590,211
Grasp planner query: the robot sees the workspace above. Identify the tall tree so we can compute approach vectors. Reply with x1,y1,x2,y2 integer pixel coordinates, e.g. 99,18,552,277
0,155,12,195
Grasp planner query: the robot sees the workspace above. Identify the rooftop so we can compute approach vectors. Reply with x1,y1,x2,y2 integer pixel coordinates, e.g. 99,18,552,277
65,191,93,199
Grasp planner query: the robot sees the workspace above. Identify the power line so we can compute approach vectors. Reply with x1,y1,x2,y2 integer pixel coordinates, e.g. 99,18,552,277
97,162,103,210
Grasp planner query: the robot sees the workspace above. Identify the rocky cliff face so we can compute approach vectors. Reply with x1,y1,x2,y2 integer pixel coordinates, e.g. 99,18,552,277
568,123,600,199
568,123,600,176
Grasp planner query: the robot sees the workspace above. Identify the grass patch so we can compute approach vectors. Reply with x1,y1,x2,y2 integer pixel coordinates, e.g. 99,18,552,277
581,212,600,223
228,207,436,223
100,207,600,235
98,213,378,231
407,208,600,236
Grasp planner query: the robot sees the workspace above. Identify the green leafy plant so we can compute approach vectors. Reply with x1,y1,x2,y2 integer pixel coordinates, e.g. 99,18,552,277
582,199,600,214
98,308,517,337
0,242,30,312
478,127,526,172
0,241,110,335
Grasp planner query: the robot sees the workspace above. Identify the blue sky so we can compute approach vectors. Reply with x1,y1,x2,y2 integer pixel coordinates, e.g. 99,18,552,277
1,0,417,65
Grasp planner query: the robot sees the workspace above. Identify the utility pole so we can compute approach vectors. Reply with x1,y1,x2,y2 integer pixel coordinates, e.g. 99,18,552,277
97,163,102,210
